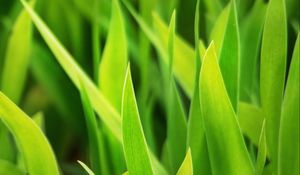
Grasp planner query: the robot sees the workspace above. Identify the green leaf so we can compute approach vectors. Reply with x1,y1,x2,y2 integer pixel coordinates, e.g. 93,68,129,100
238,102,265,146
122,65,154,175
79,78,102,175
255,120,266,175
278,34,299,175
199,42,254,175
99,0,128,111
260,0,287,170
0,0,34,104
0,159,23,175
187,1,211,174
20,0,122,141
176,148,193,175
239,0,267,102
210,1,240,111
78,160,95,175
0,92,59,175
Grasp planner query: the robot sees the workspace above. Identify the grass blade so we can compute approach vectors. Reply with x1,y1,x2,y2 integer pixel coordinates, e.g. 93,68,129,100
199,42,254,175
99,0,128,111
260,0,287,171
0,92,59,175
122,65,154,175
210,1,240,111
176,148,193,175
278,34,299,175
255,120,266,175
78,160,95,175
0,0,33,104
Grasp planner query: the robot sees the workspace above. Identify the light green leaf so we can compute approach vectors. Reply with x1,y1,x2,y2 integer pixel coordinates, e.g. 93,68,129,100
278,34,299,175
210,1,240,111
199,42,254,175
176,148,193,175
239,0,267,102
99,0,128,111
260,0,287,171
0,159,23,175
255,120,266,175
78,160,95,175
187,1,211,174
122,65,154,175
32,112,45,131
238,102,265,146
0,92,59,175
0,0,34,104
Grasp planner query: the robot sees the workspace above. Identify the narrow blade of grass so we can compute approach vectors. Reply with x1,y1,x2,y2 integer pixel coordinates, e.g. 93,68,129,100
122,65,154,175
0,159,23,175
260,0,287,171
78,160,95,175
99,0,128,111
210,1,240,111
176,148,193,175
255,120,267,175
0,0,34,104
278,34,299,175
0,92,59,175
199,42,254,175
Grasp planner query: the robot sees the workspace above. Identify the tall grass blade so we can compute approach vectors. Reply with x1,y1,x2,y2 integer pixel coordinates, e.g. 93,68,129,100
278,34,299,175
78,160,95,175
255,120,266,175
260,0,287,171
199,42,253,175
176,148,193,175
122,65,154,175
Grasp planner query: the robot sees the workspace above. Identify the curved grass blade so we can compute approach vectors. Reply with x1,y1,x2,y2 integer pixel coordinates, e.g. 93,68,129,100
176,148,193,175
99,0,128,111
0,159,23,175
187,1,211,174
199,42,254,175
0,0,34,104
260,0,287,171
0,92,59,175
78,160,95,175
278,34,299,175
122,65,154,175
255,120,266,175
238,102,265,146
239,0,267,102
209,1,240,111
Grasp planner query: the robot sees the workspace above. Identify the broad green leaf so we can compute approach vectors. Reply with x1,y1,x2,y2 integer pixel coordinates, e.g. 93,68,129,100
203,0,223,35
187,1,211,174
20,0,122,141
122,65,154,175
238,102,265,146
260,0,287,171
278,34,299,175
210,1,240,111
255,120,266,175
99,0,128,111
79,78,102,175
0,159,23,175
20,1,167,173
199,42,253,175
0,122,15,161
239,0,267,102
176,148,193,175
0,0,33,104
78,160,95,175
0,92,59,175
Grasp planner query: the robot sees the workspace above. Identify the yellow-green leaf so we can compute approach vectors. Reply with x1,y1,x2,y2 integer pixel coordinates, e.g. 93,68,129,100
0,159,23,175
255,120,267,175
122,65,154,175
199,42,254,175
176,148,193,175
0,92,59,175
